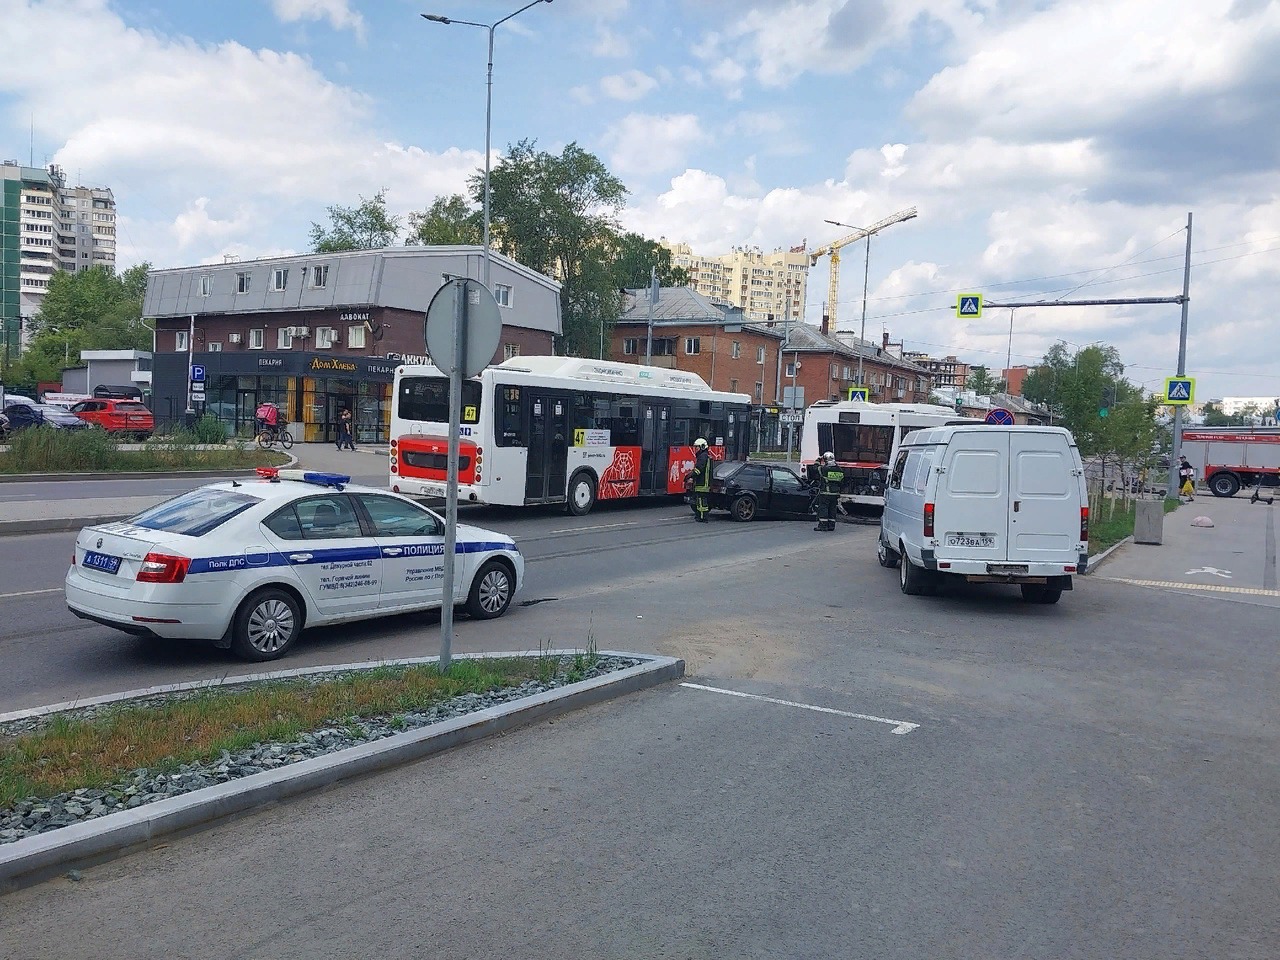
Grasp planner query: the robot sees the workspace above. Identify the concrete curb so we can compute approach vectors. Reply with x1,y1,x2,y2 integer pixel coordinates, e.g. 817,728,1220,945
1083,536,1132,574
0,651,684,893
0,451,297,485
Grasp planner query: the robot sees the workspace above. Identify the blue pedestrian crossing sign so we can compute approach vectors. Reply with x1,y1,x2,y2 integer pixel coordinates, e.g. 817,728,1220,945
1164,376,1195,405
956,293,983,318
847,387,869,402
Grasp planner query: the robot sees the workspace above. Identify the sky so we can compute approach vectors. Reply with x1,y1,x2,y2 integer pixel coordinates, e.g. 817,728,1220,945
2,0,1278,401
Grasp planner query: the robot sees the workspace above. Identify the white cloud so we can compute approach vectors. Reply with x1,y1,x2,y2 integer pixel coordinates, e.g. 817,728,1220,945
270,0,366,40
172,197,253,250
599,70,659,101
600,114,709,176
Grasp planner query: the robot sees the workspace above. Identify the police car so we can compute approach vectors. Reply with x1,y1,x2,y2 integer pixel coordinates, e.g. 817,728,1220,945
65,468,524,661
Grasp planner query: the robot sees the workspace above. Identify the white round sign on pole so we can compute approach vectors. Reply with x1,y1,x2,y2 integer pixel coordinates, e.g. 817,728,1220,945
425,278,502,378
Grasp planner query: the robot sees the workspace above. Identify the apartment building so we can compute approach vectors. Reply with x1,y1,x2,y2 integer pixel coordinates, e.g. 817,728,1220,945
901,351,971,390
662,240,809,326
0,161,117,353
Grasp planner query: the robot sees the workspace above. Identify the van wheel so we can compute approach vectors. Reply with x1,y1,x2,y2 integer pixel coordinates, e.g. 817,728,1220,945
731,495,757,522
899,550,930,596
1209,472,1240,498
567,472,596,516
1020,584,1063,605
877,535,900,569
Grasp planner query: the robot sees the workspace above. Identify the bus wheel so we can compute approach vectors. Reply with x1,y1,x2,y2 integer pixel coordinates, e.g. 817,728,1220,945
567,472,596,516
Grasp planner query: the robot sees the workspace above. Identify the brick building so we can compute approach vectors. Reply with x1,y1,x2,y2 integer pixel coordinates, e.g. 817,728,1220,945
901,350,971,390
784,323,933,407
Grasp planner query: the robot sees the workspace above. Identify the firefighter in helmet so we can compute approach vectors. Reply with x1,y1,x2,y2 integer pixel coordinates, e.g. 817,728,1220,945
690,437,712,522
814,451,844,531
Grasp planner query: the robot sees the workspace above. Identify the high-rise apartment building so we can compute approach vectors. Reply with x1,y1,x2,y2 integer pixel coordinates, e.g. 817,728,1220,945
1,161,117,354
663,240,810,325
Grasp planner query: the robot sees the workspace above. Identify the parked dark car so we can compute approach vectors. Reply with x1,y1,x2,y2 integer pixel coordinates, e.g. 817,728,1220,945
686,460,817,521
2,403,92,432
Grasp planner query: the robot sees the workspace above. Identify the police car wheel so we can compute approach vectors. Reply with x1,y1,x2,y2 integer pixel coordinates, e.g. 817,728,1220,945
231,588,302,661
567,472,596,516
467,561,513,619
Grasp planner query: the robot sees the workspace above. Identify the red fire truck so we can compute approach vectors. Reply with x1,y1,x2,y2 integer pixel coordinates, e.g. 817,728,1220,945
1181,427,1280,497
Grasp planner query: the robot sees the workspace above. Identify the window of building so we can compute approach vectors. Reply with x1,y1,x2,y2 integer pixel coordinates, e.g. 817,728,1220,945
315,326,338,349
494,283,513,307
278,327,294,349
757,345,766,364
249,328,264,350
652,338,675,356
785,361,798,378
831,363,840,378
685,337,701,355
623,338,638,355
731,341,741,359
175,330,189,351
237,272,251,294
755,382,763,401
729,378,739,392
309,265,328,288
199,275,212,297
503,343,520,360
207,342,222,352
347,325,366,349
271,268,288,292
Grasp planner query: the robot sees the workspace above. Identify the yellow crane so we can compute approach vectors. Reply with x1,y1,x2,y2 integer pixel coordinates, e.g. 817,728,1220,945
809,206,918,334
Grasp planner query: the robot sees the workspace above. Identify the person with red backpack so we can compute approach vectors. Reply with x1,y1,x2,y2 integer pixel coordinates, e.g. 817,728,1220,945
255,401,279,440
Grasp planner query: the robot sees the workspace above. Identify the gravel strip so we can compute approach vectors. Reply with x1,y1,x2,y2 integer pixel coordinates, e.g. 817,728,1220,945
0,655,639,846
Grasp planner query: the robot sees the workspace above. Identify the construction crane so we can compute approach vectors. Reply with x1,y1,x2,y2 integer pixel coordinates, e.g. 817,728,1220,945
809,206,918,334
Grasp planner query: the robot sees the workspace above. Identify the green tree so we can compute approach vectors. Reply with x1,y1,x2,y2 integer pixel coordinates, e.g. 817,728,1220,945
309,189,401,252
1201,402,1247,427
481,140,628,356
611,232,690,289
405,194,482,246
966,365,1003,395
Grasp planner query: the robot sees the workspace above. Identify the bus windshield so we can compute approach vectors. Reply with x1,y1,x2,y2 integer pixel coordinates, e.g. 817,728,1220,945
397,376,482,423
819,423,894,464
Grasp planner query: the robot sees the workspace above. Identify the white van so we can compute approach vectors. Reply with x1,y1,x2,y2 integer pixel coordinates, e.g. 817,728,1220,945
878,425,1089,604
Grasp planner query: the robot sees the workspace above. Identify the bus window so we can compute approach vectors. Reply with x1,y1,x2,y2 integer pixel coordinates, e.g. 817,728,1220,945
671,419,689,446
820,422,893,464
399,376,481,423
611,397,640,446
497,385,523,447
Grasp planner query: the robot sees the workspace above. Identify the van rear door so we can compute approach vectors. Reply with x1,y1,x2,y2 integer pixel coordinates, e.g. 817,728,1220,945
1009,432,1080,564
937,430,1009,562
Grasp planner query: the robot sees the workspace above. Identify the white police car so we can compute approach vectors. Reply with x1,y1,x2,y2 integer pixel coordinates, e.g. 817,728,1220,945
65,468,524,661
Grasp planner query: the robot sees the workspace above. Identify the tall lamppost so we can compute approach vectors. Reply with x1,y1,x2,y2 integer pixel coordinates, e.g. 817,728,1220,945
421,0,553,291
823,209,917,386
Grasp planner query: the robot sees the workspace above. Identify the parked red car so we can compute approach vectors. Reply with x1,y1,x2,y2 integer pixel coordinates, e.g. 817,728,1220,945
69,399,155,439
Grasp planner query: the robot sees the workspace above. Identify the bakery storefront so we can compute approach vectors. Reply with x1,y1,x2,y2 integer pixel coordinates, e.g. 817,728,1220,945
152,351,398,443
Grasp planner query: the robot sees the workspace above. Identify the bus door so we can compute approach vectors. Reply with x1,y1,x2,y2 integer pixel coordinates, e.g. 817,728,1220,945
526,390,570,502
641,403,671,494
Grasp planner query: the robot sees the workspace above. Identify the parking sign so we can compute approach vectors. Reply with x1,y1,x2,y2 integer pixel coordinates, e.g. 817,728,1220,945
190,364,206,384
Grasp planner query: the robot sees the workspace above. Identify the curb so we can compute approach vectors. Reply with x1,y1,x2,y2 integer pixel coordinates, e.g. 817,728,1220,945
1083,536,1132,574
0,451,298,485
0,651,684,893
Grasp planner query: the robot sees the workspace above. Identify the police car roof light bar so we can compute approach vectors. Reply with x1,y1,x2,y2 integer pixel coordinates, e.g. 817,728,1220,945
254,467,351,490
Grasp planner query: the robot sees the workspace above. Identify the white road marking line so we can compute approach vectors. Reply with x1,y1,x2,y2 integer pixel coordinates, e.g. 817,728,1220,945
680,681,920,735
545,520,644,534
1100,576,1280,597
0,587,63,599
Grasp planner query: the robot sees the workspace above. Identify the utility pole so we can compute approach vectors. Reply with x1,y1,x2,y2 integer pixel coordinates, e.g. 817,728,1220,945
1168,212,1193,500
643,265,657,366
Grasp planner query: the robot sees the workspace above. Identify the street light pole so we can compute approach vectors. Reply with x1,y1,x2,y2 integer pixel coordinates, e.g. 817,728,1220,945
421,0,553,291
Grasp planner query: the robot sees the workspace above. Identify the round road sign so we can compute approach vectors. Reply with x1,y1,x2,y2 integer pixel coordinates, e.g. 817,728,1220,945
425,278,502,378
985,407,1015,425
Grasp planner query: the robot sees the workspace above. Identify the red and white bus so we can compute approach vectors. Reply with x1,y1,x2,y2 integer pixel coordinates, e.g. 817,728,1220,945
389,357,752,514
1181,426,1280,498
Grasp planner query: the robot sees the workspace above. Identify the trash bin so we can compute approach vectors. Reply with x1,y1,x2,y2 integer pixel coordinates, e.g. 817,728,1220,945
1134,499,1164,545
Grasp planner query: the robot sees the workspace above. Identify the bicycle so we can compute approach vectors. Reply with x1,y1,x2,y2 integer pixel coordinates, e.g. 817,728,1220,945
256,425,294,450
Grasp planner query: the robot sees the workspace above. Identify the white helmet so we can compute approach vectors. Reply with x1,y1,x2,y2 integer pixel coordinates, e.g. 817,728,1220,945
823,451,835,462
693,438,708,449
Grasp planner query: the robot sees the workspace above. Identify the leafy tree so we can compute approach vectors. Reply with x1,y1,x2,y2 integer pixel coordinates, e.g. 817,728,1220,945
309,189,401,252
611,232,690,289
966,365,1003,395
1201,402,1249,427
481,140,628,356
405,194,482,246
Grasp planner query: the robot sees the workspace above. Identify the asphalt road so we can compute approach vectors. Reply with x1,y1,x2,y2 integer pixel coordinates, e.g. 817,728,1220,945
3,498,1278,957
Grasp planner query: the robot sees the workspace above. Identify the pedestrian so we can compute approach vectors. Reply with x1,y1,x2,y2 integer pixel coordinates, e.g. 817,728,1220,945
690,437,712,523
814,451,844,531
337,408,355,451
1178,455,1196,501
255,400,279,440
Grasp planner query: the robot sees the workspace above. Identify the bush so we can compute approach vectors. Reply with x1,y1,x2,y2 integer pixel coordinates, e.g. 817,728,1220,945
193,414,228,444
7,426,119,472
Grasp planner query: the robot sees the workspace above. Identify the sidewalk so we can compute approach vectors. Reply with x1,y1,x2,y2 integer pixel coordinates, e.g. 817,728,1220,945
1093,494,1280,606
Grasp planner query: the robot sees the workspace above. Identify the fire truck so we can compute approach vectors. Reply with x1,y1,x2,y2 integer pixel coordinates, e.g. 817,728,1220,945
1181,427,1280,497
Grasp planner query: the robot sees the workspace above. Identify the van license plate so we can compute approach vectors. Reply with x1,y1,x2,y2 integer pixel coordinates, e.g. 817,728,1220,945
947,535,994,548
82,550,122,574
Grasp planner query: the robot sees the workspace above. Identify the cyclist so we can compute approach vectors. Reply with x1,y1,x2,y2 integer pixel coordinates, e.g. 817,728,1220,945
255,401,280,440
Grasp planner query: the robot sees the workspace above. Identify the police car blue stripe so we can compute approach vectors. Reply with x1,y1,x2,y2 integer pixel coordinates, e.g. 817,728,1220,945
187,541,517,575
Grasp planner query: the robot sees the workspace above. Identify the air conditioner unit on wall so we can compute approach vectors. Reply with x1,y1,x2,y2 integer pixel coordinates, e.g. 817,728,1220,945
228,333,242,344
292,326,309,338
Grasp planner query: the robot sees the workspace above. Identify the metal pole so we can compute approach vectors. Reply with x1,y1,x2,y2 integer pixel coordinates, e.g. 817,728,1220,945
481,26,494,292
439,279,466,670
185,313,195,414
644,265,656,365
1169,212,1193,500
1005,308,1015,389
857,234,871,386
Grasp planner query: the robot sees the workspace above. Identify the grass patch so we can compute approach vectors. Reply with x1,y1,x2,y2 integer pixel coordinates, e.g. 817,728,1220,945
0,427,288,474
1089,497,1181,554
0,658,537,808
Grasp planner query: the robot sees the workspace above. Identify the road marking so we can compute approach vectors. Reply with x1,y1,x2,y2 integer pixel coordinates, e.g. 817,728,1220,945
1099,577,1280,598
545,520,642,535
1185,566,1232,579
680,681,920,735
0,587,63,599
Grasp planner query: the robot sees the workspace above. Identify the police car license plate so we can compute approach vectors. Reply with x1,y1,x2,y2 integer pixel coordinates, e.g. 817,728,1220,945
82,550,122,575
947,535,994,548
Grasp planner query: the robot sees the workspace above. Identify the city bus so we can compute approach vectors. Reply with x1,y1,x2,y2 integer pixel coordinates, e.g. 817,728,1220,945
389,356,752,515
800,399,980,507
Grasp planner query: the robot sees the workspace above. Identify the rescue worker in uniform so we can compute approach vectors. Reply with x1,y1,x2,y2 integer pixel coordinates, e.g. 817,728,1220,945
691,437,712,522
814,451,844,531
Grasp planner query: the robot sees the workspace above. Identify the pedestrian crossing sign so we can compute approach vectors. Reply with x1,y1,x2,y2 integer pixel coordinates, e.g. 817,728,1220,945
956,294,983,318
847,387,869,402
1164,376,1195,405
